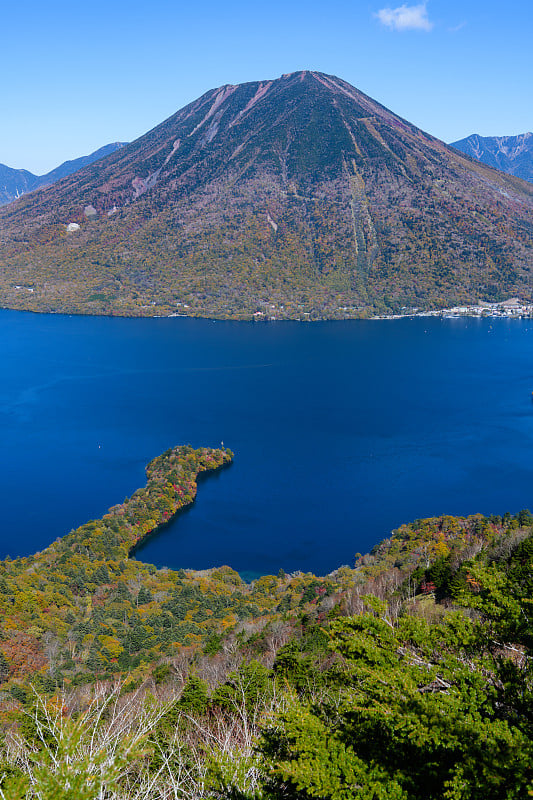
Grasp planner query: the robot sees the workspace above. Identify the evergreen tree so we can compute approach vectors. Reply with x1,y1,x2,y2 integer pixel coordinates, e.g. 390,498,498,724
0,650,9,683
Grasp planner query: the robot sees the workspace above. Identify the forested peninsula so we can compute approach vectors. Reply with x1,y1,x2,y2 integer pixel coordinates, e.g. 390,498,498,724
0,445,532,798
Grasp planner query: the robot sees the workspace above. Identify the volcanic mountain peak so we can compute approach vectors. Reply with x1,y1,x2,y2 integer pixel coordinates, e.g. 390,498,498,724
0,72,531,320
167,69,412,136
48,69,428,209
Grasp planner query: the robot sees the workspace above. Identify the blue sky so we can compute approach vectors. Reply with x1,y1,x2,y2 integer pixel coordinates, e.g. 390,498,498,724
1,0,531,173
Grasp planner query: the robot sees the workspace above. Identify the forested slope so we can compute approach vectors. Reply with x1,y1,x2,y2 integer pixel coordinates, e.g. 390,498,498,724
0,445,532,798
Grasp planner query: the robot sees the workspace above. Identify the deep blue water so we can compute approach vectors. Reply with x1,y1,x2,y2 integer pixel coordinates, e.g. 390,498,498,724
1,309,533,577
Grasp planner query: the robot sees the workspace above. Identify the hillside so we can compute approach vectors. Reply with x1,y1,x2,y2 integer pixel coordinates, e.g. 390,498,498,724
0,443,532,799
451,132,533,183
0,442,529,685
0,445,346,683
0,143,126,207
0,71,532,319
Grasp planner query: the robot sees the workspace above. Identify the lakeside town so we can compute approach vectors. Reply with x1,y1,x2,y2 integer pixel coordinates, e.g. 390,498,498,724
374,297,533,320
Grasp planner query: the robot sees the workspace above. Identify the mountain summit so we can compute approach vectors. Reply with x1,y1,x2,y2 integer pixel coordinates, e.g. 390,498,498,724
0,71,532,318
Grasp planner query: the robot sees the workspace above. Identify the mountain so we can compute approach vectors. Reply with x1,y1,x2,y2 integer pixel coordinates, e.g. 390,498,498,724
32,141,128,189
0,71,532,319
0,164,38,206
0,142,127,206
451,132,533,183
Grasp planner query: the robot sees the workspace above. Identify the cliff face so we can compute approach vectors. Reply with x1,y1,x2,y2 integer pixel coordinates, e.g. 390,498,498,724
0,72,532,319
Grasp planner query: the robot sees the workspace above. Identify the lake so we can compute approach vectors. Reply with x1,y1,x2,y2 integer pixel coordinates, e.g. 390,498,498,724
1,310,533,578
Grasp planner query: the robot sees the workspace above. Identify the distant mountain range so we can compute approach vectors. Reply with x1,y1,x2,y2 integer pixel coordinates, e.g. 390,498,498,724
451,133,533,183
0,142,127,206
0,71,531,320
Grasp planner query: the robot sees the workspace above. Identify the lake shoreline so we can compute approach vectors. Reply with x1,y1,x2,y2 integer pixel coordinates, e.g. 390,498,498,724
3,298,533,323
129,458,234,561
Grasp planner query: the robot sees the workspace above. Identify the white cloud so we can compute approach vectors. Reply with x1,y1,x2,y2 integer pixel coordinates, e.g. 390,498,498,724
376,3,434,32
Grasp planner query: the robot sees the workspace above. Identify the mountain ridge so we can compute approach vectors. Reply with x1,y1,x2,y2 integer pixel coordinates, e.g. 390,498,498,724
451,132,533,183
0,71,531,319
0,142,127,207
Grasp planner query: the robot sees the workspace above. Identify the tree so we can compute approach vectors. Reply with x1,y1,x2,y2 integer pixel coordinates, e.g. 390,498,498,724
0,650,9,684
259,611,533,799
517,509,533,528
177,675,209,715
